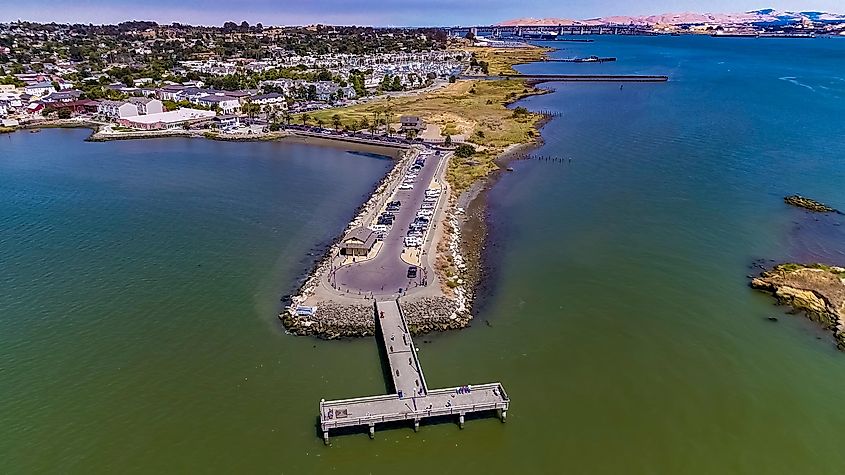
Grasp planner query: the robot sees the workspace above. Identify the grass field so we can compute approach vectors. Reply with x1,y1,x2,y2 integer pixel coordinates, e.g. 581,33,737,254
301,47,550,193
464,46,551,75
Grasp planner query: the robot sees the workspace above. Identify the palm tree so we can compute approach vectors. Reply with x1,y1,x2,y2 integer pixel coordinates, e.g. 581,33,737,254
359,117,370,132
331,114,341,131
301,113,309,126
372,111,381,134
282,112,291,127
316,118,325,130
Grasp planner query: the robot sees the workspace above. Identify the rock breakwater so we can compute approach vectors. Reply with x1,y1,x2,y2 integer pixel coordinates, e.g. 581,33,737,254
402,296,469,333
283,301,376,339
282,296,467,339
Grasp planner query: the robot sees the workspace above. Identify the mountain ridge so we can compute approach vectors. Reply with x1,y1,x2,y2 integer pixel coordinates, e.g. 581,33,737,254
497,9,845,26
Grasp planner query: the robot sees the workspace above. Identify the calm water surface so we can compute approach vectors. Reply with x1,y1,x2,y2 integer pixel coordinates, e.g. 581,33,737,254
3,36,845,473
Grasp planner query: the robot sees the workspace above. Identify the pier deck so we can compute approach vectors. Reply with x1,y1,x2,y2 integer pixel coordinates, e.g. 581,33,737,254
318,300,509,442
378,300,428,397
500,74,669,82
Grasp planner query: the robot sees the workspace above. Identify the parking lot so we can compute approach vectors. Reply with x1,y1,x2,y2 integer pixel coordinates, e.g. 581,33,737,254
331,149,445,295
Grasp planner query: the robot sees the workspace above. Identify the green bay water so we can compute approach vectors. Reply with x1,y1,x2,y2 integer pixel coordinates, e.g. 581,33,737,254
2,35,845,473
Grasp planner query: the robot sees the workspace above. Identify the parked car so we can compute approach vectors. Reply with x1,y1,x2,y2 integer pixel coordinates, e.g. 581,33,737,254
407,266,418,278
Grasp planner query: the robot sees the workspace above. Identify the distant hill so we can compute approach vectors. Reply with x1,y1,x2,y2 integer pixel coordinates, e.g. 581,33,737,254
496,9,845,27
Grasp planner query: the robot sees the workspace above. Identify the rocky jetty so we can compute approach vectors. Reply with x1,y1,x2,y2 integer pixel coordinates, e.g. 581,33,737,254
751,263,845,350
784,195,840,214
281,296,467,339
401,296,469,333
283,302,376,339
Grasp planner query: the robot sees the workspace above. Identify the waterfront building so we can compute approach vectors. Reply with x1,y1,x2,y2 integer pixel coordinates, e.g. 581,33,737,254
97,100,139,120
196,95,241,114
127,97,164,115
400,115,426,133
340,227,377,256
117,108,215,130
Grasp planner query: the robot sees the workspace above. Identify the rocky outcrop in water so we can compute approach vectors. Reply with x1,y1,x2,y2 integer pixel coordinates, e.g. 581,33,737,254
784,195,840,214
751,263,845,350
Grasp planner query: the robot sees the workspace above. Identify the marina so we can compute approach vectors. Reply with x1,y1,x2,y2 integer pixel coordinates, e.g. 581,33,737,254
318,299,509,443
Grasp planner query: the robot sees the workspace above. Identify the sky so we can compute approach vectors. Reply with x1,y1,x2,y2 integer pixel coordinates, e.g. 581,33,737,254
0,0,841,26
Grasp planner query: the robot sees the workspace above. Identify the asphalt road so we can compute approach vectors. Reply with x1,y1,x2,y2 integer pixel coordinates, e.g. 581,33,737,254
332,150,442,295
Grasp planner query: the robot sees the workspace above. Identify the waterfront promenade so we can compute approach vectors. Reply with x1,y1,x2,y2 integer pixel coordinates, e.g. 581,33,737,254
318,300,508,443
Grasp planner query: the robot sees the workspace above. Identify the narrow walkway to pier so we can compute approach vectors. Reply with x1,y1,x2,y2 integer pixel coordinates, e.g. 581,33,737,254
318,299,509,443
377,300,428,397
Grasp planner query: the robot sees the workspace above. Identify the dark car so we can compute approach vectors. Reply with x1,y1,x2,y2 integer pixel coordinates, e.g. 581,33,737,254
407,266,418,279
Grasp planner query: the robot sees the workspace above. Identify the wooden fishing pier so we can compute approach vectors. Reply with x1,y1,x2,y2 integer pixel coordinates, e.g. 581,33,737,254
318,300,509,443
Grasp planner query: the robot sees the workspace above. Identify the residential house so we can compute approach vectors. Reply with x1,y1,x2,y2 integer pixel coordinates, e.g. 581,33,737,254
26,102,45,117
196,94,240,114
127,97,164,115
97,100,139,119
249,92,286,109
42,89,82,103
157,84,186,101
24,82,56,97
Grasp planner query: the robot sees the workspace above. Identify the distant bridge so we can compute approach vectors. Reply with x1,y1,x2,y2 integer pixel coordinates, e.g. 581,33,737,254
448,24,655,39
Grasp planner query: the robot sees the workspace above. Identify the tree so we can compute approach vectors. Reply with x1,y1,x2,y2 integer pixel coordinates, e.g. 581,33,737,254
359,117,369,132
444,135,452,146
448,75,457,83
316,118,324,129
331,114,341,131
301,113,309,126
56,108,72,119
455,143,476,158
